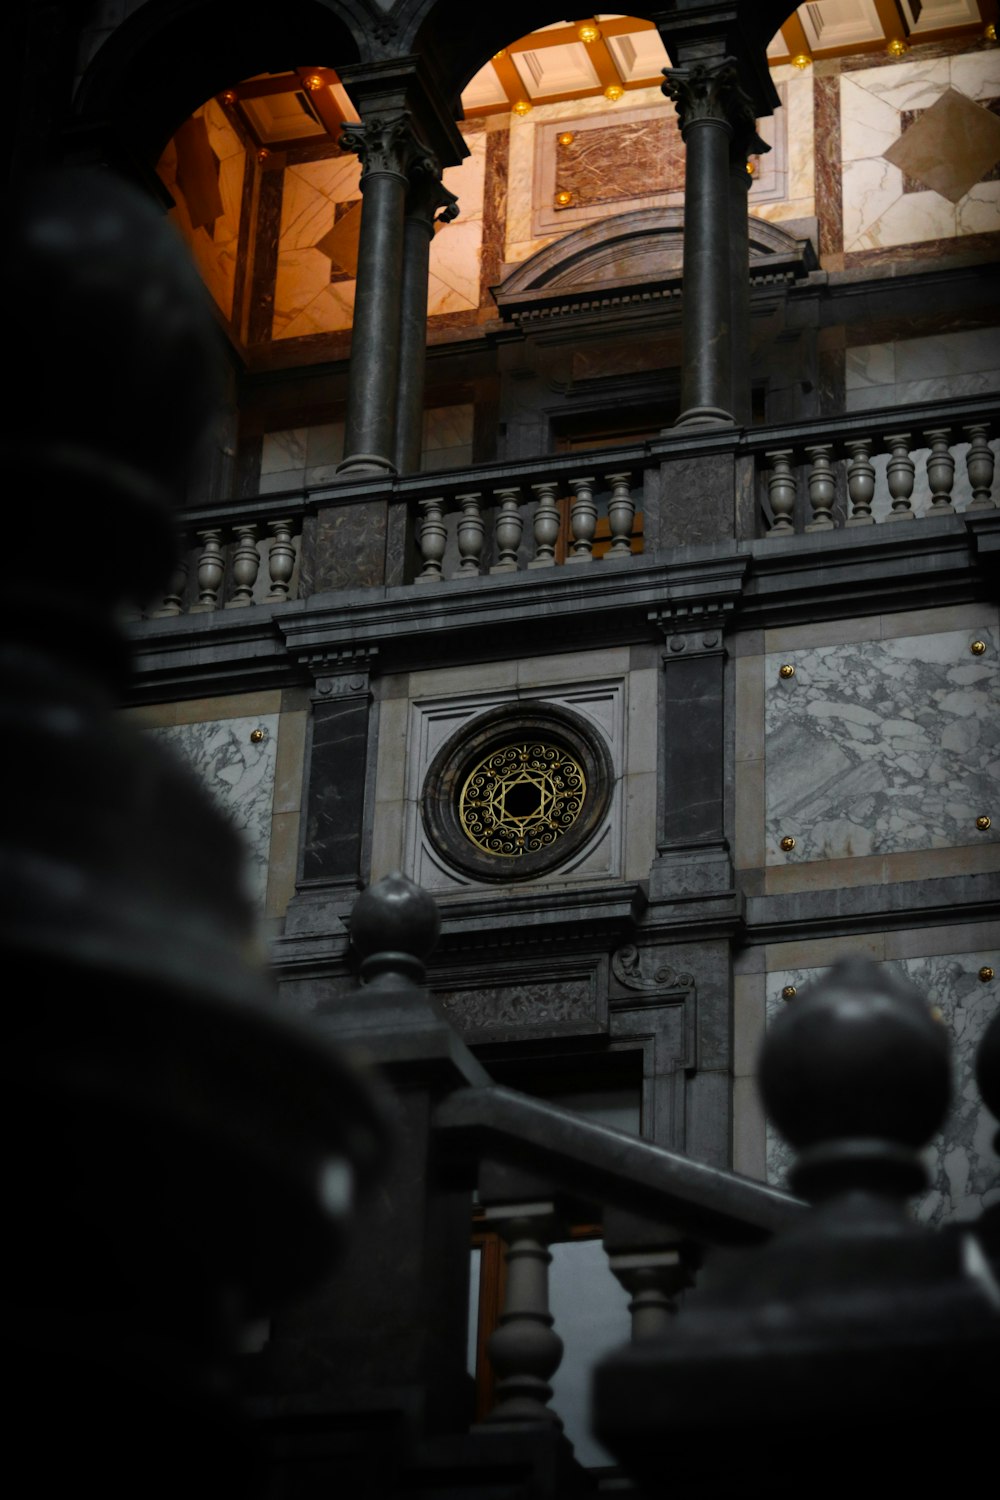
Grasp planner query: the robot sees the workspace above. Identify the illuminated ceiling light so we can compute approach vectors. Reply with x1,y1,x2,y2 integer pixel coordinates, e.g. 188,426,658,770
604,83,624,102
558,132,574,147
746,158,757,176
221,89,237,105
304,73,325,91
554,189,573,207
886,38,909,57
577,23,601,44
257,147,270,162
493,48,507,59
791,54,811,70
512,99,532,116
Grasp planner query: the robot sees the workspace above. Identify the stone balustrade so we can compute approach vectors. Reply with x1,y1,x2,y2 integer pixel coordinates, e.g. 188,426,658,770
141,510,304,618
414,470,642,583
759,415,996,536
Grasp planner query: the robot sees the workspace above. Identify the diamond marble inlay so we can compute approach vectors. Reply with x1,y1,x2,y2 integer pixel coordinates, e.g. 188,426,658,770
884,87,1000,203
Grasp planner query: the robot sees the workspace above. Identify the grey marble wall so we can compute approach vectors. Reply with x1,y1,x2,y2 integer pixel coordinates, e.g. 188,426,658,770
765,951,999,1226
765,627,1000,865
150,713,279,907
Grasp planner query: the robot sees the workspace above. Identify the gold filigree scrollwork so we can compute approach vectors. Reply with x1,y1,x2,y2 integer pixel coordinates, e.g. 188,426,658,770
459,740,587,857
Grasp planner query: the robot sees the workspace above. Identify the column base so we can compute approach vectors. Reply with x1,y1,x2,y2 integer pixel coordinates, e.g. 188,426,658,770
335,453,398,477
671,406,736,430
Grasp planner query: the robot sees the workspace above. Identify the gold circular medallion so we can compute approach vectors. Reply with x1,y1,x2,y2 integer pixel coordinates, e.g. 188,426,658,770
460,741,586,858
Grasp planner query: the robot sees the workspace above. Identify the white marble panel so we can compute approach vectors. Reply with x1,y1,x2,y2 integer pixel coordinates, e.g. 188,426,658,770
955,178,1000,235
765,628,1000,864
848,56,951,112
895,327,1000,381
845,340,896,391
279,168,337,251
782,69,816,210
950,48,1000,102
273,247,334,336
277,280,356,340
293,154,362,205
428,217,483,313
444,129,487,221
149,714,278,908
854,185,957,251
840,75,901,164
765,953,1000,1227
841,156,904,249
204,97,244,161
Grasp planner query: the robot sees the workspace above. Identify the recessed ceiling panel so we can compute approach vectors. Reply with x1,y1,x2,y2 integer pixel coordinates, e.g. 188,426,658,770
462,60,509,111
512,42,601,97
606,28,669,82
799,0,885,50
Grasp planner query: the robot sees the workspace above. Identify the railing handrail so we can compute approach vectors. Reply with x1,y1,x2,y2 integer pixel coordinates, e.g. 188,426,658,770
433,1083,803,1246
178,391,998,533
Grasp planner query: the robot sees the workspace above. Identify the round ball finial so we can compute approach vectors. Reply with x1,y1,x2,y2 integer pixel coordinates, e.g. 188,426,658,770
349,873,441,985
760,957,950,1197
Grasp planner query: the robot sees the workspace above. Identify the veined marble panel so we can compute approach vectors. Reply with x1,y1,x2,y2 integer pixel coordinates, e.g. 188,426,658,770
158,100,246,323
149,714,279,908
765,953,1000,1226
840,51,1000,253
765,628,1000,863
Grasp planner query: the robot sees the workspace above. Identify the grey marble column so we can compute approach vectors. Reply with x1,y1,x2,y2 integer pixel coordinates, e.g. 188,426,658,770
337,113,425,476
663,57,766,428
728,140,754,427
394,163,459,475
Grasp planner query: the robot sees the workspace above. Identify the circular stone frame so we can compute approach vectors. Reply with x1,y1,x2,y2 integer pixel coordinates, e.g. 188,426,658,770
421,701,615,883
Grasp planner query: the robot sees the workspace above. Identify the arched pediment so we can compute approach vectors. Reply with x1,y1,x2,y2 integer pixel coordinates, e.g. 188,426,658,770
492,207,818,325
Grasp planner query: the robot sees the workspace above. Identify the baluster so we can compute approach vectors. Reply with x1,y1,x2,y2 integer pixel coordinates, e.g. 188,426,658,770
804,444,836,531
923,429,955,516
605,471,635,558
884,431,915,521
150,534,189,616
189,527,225,612
489,487,523,574
482,1201,564,1426
416,497,447,583
566,475,597,564
527,481,560,569
764,450,796,535
844,438,875,526
225,523,260,607
603,1211,697,1343
964,423,996,511
451,492,484,578
264,518,296,602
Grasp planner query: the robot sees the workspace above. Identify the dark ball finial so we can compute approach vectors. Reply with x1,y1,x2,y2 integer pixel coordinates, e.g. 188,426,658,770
759,957,950,1198
349,873,441,986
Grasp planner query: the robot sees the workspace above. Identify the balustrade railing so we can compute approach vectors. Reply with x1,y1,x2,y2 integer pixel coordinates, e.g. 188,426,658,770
414,469,643,583
132,400,996,620
758,413,996,536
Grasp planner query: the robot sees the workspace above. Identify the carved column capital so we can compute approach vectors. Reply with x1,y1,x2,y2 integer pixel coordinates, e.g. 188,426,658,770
662,56,768,155
339,112,425,182
406,150,460,230
301,646,379,704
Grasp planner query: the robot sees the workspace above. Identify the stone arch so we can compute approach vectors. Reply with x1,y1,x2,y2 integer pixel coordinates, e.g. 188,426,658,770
75,0,365,167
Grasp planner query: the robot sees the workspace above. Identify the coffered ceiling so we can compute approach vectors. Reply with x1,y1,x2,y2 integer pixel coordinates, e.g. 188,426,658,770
215,4,998,149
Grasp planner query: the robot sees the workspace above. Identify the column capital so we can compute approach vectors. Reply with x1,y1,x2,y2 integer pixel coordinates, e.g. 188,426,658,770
662,55,767,154
406,151,459,230
339,112,426,183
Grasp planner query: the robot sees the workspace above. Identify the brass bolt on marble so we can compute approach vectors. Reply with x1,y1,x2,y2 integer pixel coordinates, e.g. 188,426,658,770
554,189,573,208
791,54,812,69
979,967,995,983
221,89,237,105
250,728,266,744
781,986,797,1001
971,640,987,655
976,815,992,831
886,38,909,58
780,836,796,852
985,23,996,42
558,132,574,147
604,84,624,102
578,23,601,43
779,664,795,680
512,99,532,117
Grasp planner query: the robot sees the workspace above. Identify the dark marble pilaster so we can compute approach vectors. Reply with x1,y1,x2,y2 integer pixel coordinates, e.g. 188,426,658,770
285,650,379,935
647,591,743,918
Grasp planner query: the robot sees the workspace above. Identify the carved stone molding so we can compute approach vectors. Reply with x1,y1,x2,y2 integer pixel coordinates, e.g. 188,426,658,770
339,113,426,181
611,945,694,993
438,979,597,1037
650,602,735,656
662,58,769,157
299,645,379,704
